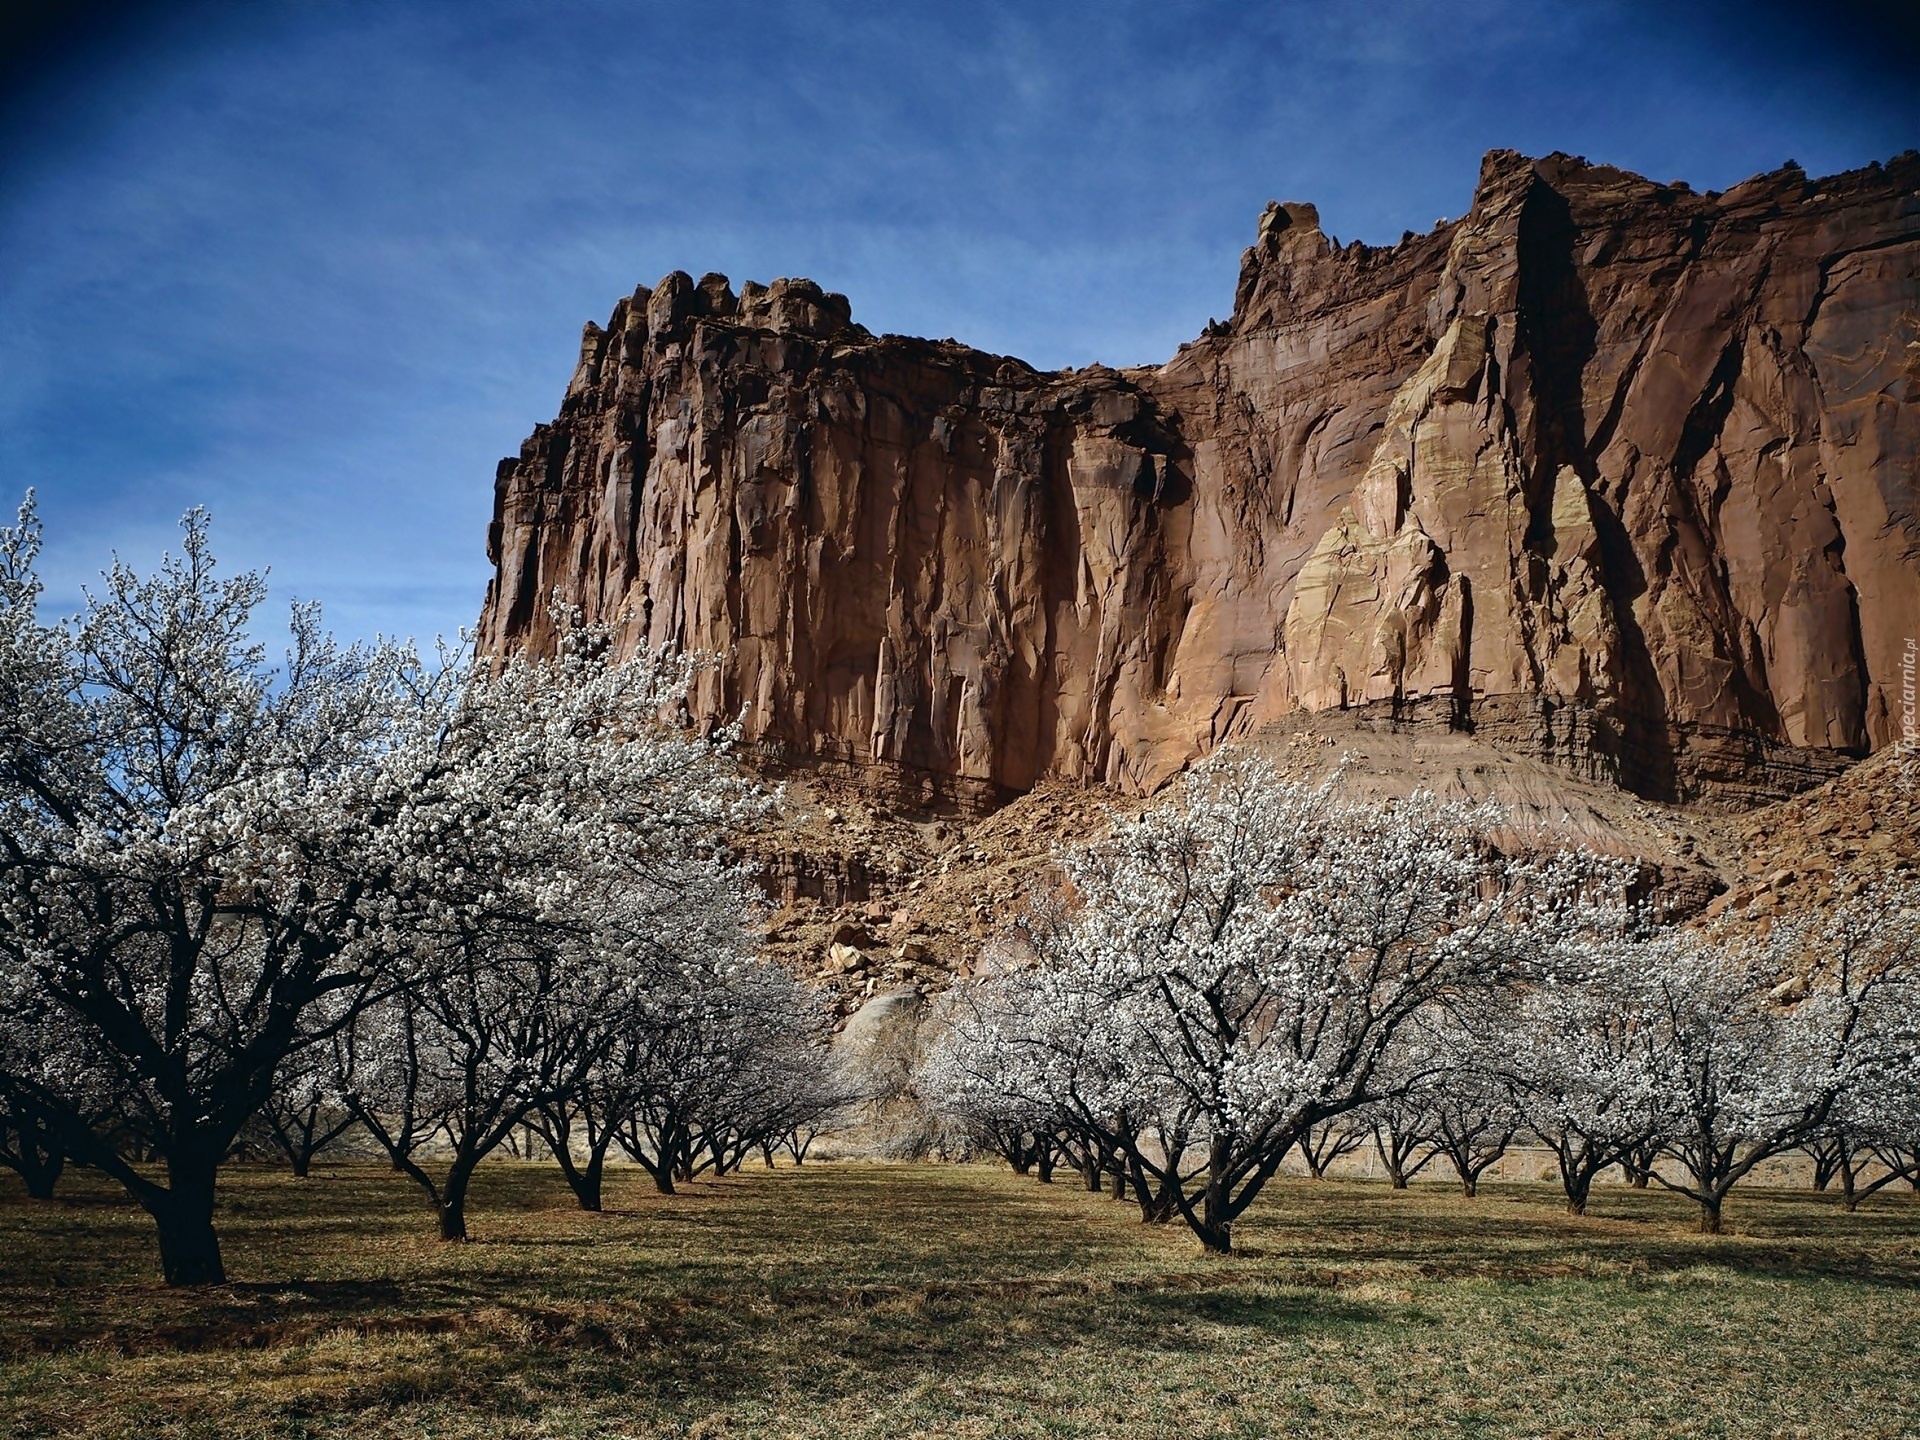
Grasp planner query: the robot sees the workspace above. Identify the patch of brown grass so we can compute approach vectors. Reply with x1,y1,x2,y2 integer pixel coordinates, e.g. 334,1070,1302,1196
2,1162,1918,1438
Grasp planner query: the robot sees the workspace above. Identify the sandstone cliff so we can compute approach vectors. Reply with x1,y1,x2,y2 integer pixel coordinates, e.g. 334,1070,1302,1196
479,149,1920,806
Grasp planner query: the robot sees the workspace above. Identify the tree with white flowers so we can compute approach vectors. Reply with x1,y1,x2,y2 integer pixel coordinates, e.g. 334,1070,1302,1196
919,978,1067,1179
257,986,368,1176
1293,1116,1369,1181
935,751,1624,1253
1798,880,1920,1208
1356,1033,1447,1190
1643,879,1919,1231
342,931,637,1240
606,949,843,1192
0,497,427,1283
0,495,776,1277
0,992,128,1198
1636,930,1816,1233
331,622,769,1239
1416,1006,1522,1199
1500,938,1665,1216
919,943,1093,1182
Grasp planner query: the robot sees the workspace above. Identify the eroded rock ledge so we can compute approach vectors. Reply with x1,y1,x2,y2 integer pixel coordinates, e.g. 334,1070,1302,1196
479,149,1920,806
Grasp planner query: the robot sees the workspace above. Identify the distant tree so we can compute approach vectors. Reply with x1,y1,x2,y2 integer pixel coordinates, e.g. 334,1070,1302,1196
1800,1133,1848,1193
1294,1116,1369,1181
0,995,122,1197
336,633,765,1239
920,976,1072,1179
1358,1039,1446,1190
1417,1007,1522,1198
342,934,618,1239
608,951,841,1195
258,991,364,1176
529,1026,643,1211
1638,931,1821,1234
1812,882,1920,1209
1658,879,1920,1223
0,1082,64,1199
1501,939,1665,1217
1616,1140,1659,1190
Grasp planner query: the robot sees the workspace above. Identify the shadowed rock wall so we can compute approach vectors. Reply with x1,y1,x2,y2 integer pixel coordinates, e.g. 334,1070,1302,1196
479,150,1920,804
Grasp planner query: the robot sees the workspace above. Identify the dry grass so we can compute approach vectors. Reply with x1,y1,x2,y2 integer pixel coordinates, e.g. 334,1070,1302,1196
3,1161,1918,1439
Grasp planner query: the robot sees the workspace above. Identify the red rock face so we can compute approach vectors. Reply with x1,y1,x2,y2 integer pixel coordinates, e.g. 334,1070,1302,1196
479,150,1920,805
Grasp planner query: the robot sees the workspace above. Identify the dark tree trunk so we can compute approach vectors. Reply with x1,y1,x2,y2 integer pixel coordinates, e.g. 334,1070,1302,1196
3,1103,72,1199
437,1163,474,1242
1808,1139,1841,1192
564,1150,606,1212
1622,1143,1656,1190
1198,1136,1234,1254
1564,1170,1592,1216
548,1115,617,1212
1123,1151,1173,1224
289,1150,311,1179
1698,1195,1723,1234
1374,1129,1411,1189
1035,1143,1054,1184
1196,1221,1232,1253
1442,1140,1501,1199
148,1167,226,1286
625,1145,676,1195
15,1144,64,1199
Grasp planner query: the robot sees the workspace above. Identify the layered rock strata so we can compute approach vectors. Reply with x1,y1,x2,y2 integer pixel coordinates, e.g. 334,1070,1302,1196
480,150,1920,804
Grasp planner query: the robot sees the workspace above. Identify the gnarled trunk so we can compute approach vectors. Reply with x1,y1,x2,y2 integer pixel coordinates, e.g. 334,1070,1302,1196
437,1163,474,1242
1198,1136,1235,1254
1698,1195,1723,1234
1564,1171,1592,1216
148,1166,225,1286
14,1145,64,1199
565,1150,607,1212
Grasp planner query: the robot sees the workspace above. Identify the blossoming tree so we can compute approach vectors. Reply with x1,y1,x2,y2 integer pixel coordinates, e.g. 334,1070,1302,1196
930,751,1620,1253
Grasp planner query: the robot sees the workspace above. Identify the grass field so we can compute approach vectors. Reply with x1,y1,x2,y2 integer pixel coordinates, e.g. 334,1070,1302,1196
2,1162,1917,1439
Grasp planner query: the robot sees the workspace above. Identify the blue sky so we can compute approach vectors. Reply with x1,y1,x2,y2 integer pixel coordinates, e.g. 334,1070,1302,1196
2,0,1914,647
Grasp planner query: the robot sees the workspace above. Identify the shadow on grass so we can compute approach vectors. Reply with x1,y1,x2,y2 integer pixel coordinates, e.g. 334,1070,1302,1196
4,1162,1920,1432
1237,1179,1920,1292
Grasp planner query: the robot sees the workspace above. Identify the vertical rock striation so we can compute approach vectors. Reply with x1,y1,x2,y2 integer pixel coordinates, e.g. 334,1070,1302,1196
480,150,1920,805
